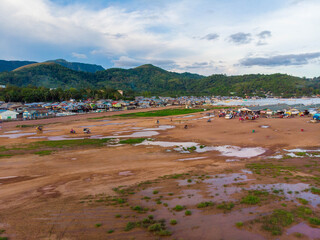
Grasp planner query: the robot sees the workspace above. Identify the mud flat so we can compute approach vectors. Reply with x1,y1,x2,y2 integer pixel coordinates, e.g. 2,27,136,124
0,108,320,239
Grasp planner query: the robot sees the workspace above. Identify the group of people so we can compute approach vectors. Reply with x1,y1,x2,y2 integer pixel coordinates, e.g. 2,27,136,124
35,126,91,134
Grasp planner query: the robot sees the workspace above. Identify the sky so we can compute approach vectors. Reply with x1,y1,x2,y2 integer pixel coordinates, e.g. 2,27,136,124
0,0,319,77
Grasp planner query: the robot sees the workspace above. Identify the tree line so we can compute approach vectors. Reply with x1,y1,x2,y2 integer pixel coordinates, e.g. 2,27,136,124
0,85,135,103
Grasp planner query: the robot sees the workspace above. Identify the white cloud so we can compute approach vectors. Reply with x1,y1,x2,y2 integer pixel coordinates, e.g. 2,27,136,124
72,52,87,59
0,0,319,77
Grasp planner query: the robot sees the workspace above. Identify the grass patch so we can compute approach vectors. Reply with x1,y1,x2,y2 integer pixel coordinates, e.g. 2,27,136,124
107,229,114,234
34,150,53,156
236,222,243,227
241,195,260,205
217,202,235,211
297,198,308,205
183,146,197,152
1,138,113,158
295,152,307,157
308,217,320,225
115,108,204,118
185,210,192,216
119,138,146,144
126,216,172,236
0,154,13,158
173,205,185,211
131,205,148,213
125,222,136,231
16,124,41,128
246,163,296,176
197,201,214,208
95,223,102,228
310,187,320,195
35,138,111,148
260,209,294,235
0,146,7,152
170,219,177,225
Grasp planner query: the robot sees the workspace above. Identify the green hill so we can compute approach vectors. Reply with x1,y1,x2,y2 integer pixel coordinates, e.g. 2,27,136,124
0,63,94,89
0,59,104,73
46,59,104,73
0,60,37,72
0,62,318,97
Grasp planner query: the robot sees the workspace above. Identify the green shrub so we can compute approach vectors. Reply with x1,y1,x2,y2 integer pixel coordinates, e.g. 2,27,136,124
217,202,235,210
125,222,136,231
297,198,308,205
170,219,177,225
148,223,162,232
236,222,243,227
310,187,320,195
157,230,172,236
261,209,294,235
185,210,192,216
173,205,185,211
241,195,260,205
309,217,320,225
197,201,214,208
119,138,146,144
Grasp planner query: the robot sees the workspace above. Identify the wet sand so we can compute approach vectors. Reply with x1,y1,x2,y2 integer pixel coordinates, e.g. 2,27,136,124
0,109,320,239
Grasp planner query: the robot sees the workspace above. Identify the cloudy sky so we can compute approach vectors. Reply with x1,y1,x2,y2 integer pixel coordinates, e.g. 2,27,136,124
0,0,319,77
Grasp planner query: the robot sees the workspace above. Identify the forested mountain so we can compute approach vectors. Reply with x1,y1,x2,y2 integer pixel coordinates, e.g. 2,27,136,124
0,62,319,97
0,59,104,73
46,59,104,73
0,60,37,72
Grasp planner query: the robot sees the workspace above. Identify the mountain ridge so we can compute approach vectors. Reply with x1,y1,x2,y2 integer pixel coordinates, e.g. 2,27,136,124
0,62,319,97
0,59,105,73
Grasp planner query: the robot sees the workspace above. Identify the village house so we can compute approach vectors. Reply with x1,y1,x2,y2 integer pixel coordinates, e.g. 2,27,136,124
0,110,19,120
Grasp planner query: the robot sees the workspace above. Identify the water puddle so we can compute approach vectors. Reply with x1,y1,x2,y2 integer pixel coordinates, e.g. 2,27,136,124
0,176,18,180
197,145,266,158
79,124,102,128
177,157,207,161
138,140,197,148
268,155,283,159
108,131,160,138
131,127,144,130
203,173,253,201
103,122,125,126
47,136,84,141
241,169,253,174
4,130,22,134
177,115,196,118
142,125,175,131
247,183,320,207
118,171,134,176
226,159,240,162
28,136,47,139
260,125,270,128
164,189,211,208
284,148,320,153
138,140,266,158
287,222,320,239
175,173,252,202
0,132,36,138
